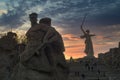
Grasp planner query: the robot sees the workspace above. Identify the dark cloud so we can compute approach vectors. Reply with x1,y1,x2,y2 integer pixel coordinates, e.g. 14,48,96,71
0,0,120,31
0,0,47,28
86,7,120,26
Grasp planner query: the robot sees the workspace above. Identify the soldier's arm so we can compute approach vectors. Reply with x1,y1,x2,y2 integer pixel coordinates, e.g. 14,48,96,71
43,27,59,43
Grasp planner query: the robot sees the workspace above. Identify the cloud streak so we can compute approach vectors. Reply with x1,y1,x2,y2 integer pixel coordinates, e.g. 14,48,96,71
0,0,120,28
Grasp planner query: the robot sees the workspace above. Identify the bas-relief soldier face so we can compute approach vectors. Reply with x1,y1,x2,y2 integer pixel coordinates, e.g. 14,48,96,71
29,16,37,23
48,22,51,26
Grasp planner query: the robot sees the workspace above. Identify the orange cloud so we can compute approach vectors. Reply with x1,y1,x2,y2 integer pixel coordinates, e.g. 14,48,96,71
95,35,104,40
62,33,86,59
63,33,118,59
64,45,86,59
62,34,80,41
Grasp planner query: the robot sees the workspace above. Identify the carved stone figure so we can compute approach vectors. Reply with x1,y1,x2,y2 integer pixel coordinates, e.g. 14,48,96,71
81,26,95,57
11,13,68,80
0,32,17,51
0,32,18,80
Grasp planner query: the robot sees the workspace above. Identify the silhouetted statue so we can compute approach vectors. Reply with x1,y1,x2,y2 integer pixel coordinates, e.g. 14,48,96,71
80,26,95,57
11,13,68,80
0,32,18,80
0,32,17,51
29,13,38,27
38,18,69,80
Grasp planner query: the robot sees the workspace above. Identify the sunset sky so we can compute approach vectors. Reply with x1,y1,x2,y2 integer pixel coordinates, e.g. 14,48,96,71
0,0,120,59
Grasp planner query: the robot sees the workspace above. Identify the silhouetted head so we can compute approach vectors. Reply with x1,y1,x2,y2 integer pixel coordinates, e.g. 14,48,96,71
29,13,38,24
7,32,17,38
39,17,51,26
86,29,90,34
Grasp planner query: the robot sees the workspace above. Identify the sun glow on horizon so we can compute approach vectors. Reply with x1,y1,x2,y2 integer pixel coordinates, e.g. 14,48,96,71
0,24,119,60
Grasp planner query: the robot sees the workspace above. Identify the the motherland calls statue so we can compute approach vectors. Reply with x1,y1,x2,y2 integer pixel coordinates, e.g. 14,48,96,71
11,13,69,80
80,26,95,57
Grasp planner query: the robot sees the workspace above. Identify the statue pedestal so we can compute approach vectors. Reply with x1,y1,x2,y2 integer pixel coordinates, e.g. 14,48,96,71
83,55,96,60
